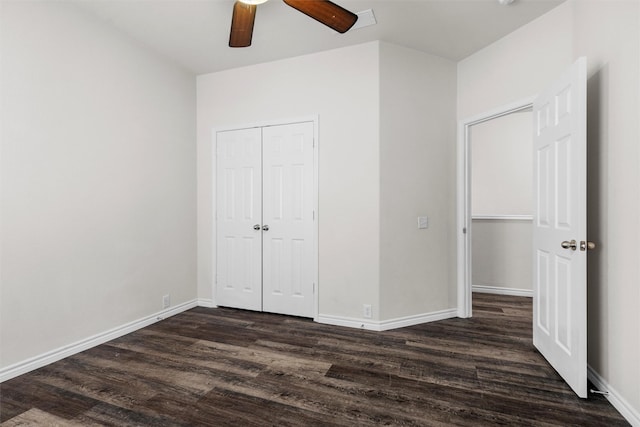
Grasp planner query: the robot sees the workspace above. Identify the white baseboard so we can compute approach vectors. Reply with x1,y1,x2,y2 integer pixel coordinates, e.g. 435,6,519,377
317,314,380,331
588,365,640,427
197,298,217,308
317,308,458,332
473,284,533,298
472,214,533,221
0,299,198,383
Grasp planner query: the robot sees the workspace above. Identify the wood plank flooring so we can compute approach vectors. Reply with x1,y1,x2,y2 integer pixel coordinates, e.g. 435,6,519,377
0,294,629,426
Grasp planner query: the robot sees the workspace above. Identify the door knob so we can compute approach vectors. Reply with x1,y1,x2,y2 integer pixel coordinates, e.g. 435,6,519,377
561,240,577,251
580,241,596,251
262,225,269,231
253,224,261,231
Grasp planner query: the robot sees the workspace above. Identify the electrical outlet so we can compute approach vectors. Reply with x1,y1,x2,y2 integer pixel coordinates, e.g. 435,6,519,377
418,216,429,229
363,304,372,319
162,294,170,309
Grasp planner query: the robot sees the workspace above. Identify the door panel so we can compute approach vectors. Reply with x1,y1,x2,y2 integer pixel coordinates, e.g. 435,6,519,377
216,128,263,311
262,122,315,317
533,57,587,398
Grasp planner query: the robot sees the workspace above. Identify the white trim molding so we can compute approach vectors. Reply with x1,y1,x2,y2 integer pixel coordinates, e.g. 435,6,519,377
472,285,533,298
588,365,640,427
317,308,458,332
0,299,198,383
197,298,217,308
472,215,533,221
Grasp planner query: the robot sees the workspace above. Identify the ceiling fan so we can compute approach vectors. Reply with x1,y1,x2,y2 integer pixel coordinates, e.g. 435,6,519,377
229,0,358,48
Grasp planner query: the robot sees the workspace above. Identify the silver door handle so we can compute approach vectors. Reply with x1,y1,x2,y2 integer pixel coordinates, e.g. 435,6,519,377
262,225,269,231
580,241,596,251
253,224,261,231
561,240,577,251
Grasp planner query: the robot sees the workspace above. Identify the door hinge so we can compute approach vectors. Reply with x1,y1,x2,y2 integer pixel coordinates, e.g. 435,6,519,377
313,283,316,294
313,210,315,220
463,227,467,234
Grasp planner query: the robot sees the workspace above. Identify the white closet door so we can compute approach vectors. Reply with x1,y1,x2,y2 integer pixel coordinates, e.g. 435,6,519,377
216,128,263,311
262,122,315,317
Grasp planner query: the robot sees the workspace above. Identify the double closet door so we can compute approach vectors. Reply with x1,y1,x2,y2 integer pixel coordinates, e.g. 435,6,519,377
216,121,315,318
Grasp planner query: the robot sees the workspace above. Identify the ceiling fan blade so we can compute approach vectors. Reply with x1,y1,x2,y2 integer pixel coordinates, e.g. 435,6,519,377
283,0,358,34
229,1,257,48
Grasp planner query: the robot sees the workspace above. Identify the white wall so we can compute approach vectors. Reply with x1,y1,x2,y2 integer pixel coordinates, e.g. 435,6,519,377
472,219,532,293
471,111,532,216
0,1,196,369
198,41,458,325
378,42,457,319
457,2,573,119
197,42,381,320
459,0,640,422
572,0,640,421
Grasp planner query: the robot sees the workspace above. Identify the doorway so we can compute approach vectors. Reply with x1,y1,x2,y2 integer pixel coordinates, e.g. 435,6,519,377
470,107,533,300
457,97,535,318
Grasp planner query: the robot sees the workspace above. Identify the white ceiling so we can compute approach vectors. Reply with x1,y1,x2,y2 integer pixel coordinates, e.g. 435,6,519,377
73,0,565,75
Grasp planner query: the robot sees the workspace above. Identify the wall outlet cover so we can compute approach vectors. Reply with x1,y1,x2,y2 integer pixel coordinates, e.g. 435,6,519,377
363,304,372,319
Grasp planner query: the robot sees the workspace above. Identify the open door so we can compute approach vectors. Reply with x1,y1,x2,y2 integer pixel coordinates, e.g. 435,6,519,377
532,57,588,398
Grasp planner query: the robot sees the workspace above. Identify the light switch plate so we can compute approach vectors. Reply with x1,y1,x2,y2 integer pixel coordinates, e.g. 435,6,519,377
418,216,429,229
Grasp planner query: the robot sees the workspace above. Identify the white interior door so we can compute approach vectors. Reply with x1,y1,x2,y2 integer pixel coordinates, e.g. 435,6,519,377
262,122,315,317
532,57,587,398
216,128,263,311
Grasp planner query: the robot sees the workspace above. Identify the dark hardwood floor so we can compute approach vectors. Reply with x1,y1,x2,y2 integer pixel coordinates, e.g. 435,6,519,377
0,293,629,426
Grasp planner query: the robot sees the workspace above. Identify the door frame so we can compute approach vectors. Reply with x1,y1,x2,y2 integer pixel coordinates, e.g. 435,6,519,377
211,115,320,320
456,97,536,318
